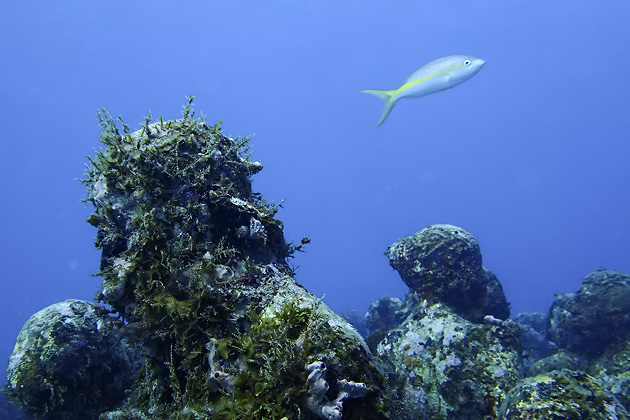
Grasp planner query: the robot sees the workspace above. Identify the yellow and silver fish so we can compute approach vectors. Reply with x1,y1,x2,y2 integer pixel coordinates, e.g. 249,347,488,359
362,55,486,127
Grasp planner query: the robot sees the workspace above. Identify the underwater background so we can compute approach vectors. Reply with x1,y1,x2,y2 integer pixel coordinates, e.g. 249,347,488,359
1,0,629,405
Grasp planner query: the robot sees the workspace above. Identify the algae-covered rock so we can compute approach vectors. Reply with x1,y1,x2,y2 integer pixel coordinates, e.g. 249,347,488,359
386,224,510,322
536,269,630,414
72,99,388,419
547,269,630,357
377,299,522,419
526,351,580,377
499,369,629,419
6,299,136,420
587,341,630,412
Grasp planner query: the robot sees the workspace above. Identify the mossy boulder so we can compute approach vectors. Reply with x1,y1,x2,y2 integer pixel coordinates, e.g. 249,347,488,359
77,100,387,419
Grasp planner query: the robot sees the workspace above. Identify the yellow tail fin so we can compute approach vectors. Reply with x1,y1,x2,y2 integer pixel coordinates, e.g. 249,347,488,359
361,89,398,127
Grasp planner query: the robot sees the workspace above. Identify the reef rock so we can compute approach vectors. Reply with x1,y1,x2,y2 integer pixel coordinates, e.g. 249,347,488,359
377,299,522,419
521,269,630,414
6,299,136,420
386,224,510,322
588,341,630,412
499,369,629,419
79,100,387,419
547,269,630,358
525,351,580,377
6,100,389,419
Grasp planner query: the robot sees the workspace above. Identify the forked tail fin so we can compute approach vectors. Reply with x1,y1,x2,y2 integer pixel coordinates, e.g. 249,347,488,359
361,89,398,127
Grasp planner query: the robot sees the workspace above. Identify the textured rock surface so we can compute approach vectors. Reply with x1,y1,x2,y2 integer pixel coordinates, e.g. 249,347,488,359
386,224,510,322
6,100,389,419
522,269,630,414
499,369,629,419
377,299,522,419
526,351,580,377
512,312,555,373
83,102,388,419
6,299,136,420
547,269,630,357
10,98,630,418
588,342,630,411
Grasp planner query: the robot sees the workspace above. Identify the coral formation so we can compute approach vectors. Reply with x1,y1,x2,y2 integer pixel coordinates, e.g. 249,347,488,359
7,98,630,419
364,296,407,352
6,99,388,419
386,224,510,322
374,227,630,417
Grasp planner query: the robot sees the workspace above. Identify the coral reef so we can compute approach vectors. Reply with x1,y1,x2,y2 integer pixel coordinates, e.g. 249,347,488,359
525,351,579,377
589,342,630,410
386,224,510,322
5,299,136,419
499,369,628,419
6,99,388,419
7,98,630,419
374,227,630,418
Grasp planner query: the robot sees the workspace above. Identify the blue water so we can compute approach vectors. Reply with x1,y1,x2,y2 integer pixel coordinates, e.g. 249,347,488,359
1,1,629,390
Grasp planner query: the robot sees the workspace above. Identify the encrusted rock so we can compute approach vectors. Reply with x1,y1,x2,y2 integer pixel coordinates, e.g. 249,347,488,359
386,224,509,322
377,300,521,419
6,101,390,419
526,351,580,377
588,341,630,411
6,299,136,420
77,101,388,418
547,269,630,357
499,369,629,419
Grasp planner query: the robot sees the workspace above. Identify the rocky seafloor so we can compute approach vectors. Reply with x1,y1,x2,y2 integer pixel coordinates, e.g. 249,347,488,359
4,99,630,419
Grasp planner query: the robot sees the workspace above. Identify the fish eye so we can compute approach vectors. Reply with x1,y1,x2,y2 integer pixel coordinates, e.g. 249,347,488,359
464,60,471,66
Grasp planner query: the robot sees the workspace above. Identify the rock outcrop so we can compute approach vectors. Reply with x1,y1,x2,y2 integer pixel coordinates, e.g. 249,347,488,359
6,99,389,419
386,224,510,322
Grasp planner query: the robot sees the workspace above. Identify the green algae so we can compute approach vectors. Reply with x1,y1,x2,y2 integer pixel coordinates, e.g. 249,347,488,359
78,98,388,419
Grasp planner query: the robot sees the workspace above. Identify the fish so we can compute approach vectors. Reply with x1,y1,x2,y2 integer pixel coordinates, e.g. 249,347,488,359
361,55,486,127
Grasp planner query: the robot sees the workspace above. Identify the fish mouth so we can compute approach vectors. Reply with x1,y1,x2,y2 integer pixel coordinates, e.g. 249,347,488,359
475,58,486,68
